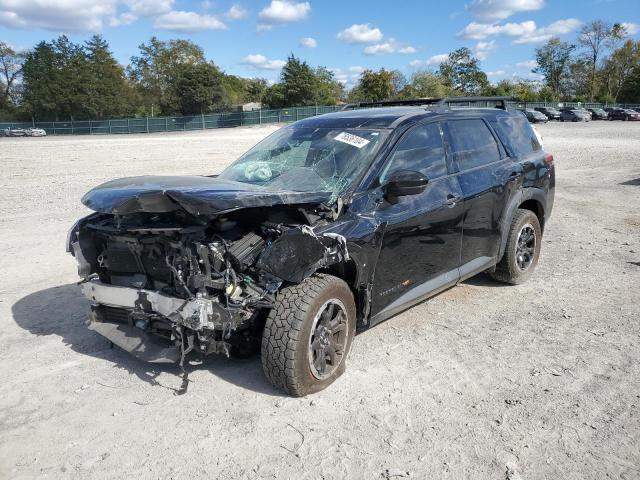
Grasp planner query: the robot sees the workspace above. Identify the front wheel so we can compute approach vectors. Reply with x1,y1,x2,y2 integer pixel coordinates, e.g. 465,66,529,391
491,209,542,285
261,274,356,396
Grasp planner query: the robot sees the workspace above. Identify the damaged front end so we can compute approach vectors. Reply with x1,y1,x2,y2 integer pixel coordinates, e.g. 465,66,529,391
69,202,349,365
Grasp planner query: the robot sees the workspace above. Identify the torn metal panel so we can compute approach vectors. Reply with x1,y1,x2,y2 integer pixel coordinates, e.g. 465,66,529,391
256,226,350,284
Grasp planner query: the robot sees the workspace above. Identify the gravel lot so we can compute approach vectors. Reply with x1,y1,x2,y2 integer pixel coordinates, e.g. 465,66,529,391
1,122,639,480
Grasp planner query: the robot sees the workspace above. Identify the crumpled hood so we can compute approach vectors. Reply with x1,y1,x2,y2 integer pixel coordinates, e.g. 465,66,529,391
81,175,333,216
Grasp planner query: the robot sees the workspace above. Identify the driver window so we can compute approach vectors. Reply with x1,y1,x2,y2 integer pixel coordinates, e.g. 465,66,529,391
380,123,447,183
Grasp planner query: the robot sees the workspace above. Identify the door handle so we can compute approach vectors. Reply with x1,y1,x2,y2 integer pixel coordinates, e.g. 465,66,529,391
446,194,461,208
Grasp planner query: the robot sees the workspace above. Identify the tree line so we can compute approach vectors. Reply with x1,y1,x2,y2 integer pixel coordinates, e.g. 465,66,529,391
1,20,639,121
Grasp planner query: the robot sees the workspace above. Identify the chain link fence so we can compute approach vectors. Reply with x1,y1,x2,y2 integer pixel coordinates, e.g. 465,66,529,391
1,102,639,136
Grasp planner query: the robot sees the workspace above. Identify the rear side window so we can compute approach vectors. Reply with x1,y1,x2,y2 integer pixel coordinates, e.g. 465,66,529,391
380,123,447,182
491,115,541,157
446,119,500,170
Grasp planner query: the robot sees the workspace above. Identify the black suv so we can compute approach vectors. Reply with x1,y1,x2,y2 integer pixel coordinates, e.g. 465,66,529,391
68,97,555,396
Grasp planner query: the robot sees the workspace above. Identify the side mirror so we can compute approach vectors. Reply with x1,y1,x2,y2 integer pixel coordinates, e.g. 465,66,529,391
383,170,428,200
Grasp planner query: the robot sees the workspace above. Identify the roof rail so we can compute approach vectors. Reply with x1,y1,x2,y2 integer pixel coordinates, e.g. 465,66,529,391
342,96,513,112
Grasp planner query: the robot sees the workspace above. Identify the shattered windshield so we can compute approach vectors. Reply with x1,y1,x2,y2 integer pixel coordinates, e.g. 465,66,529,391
219,126,388,198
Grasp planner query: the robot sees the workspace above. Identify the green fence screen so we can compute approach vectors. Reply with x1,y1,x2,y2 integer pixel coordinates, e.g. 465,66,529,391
1,102,638,136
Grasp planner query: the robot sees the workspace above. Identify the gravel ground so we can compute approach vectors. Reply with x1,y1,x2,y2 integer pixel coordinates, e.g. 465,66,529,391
0,122,639,480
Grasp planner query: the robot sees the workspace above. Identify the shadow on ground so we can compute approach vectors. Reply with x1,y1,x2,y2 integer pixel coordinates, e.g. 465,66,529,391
462,272,511,287
620,178,640,186
11,283,284,397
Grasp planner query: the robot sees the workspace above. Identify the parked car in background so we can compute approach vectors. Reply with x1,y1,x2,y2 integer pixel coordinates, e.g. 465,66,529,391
534,107,561,121
1,127,26,137
587,108,608,120
561,107,592,119
25,128,47,137
560,110,591,122
608,108,640,121
523,109,549,123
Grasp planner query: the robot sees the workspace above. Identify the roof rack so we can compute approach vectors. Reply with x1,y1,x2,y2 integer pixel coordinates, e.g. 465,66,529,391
342,96,513,112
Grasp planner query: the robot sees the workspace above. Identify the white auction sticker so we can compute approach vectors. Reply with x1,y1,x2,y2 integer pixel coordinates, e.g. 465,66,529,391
334,131,370,149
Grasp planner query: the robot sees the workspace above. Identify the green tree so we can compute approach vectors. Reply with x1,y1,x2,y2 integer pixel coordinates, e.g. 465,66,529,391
397,70,451,99
84,35,135,118
313,67,344,105
488,79,538,102
534,38,575,99
129,37,207,115
604,40,640,101
438,47,489,95
175,62,224,114
350,68,394,102
245,77,268,102
21,36,89,120
279,54,317,106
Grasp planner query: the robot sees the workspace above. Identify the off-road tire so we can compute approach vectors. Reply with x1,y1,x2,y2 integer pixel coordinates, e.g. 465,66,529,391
491,208,542,285
261,274,356,396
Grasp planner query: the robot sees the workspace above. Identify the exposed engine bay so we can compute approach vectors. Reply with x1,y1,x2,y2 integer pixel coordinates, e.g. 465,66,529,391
69,205,349,364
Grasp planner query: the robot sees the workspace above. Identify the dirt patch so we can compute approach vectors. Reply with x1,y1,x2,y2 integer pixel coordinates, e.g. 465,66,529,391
0,122,639,479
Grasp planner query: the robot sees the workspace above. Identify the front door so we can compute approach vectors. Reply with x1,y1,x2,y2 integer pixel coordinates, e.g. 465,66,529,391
369,122,464,321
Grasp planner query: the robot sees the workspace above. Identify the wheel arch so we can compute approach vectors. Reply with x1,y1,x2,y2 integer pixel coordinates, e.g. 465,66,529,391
498,188,547,262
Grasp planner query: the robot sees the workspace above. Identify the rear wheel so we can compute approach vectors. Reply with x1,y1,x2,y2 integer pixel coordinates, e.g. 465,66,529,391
491,209,542,285
261,274,356,396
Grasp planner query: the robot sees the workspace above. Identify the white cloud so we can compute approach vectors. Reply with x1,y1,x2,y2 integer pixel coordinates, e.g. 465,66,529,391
336,23,383,44
426,54,449,65
154,10,227,33
364,42,394,55
466,0,544,22
398,45,417,54
409,54,449,68
458,20,536,40
225,4,248,20
330,66,363,86
621,22,640,36
516,59,537,69
125,0,173,16
299,36,317,48
258,0,309,27
363,38,416,55
241,53,286,70
0,0,118,32
514,18,581,44
458,18,580,44
486,69,506,76
109,12,137,27
474,40,496,60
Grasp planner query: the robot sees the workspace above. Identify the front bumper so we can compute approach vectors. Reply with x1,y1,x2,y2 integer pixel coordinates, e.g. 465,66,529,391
81,279,238,362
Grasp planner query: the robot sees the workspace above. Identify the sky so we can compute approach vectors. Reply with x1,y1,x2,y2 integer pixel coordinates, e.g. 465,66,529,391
1,0,639,87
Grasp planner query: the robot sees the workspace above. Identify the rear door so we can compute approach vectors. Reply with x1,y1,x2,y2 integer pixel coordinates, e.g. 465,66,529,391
370,122,464,319
444,118,516,274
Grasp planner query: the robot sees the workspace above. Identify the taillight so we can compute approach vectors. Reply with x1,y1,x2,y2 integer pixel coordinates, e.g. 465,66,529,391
544,154,554,167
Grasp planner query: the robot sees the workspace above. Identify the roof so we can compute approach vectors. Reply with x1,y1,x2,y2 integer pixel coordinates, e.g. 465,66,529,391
295,104,517,130
295,106,434,129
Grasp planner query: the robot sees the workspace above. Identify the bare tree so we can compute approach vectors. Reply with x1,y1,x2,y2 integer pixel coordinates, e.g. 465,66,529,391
0,41,25,104
578,21,624,101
